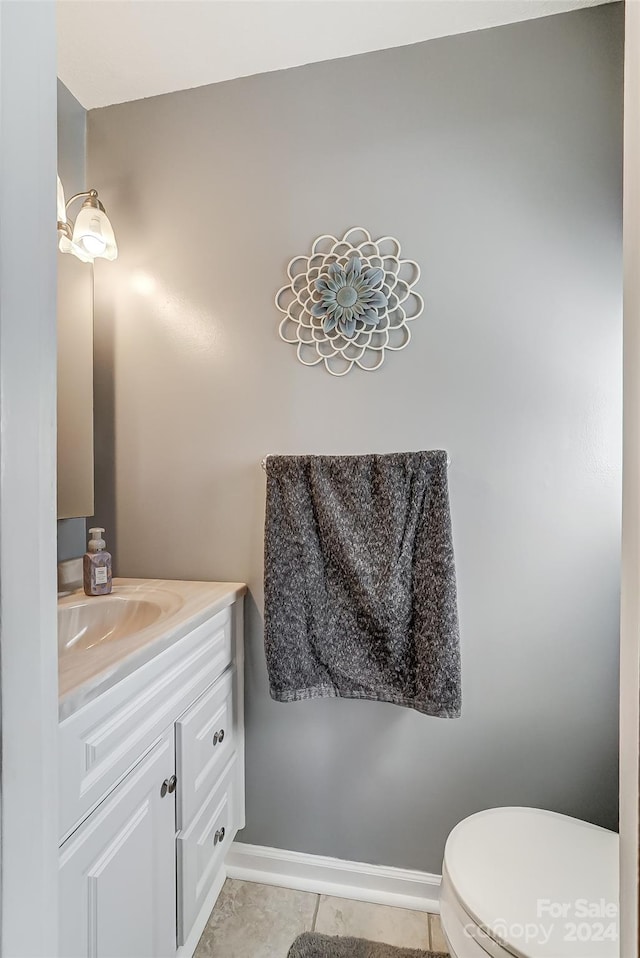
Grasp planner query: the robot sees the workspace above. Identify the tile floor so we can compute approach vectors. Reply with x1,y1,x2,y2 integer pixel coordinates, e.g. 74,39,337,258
194,879,450,957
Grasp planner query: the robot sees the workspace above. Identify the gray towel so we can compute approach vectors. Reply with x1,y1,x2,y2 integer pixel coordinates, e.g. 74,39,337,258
264,451,461,718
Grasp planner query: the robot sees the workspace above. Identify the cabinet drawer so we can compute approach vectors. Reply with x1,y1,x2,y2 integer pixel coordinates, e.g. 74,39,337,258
177,759,236,946
176,668,235,830
59,606,233,842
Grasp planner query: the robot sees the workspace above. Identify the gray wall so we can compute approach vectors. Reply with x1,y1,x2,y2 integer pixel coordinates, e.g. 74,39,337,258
57,79,90,561
88,4,623,873
57,78,84,199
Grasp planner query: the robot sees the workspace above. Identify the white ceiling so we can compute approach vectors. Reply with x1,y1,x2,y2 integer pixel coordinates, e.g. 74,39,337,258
58,0,613,111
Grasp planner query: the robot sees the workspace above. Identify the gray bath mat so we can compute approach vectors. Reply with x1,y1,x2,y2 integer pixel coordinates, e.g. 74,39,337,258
288,932,446,957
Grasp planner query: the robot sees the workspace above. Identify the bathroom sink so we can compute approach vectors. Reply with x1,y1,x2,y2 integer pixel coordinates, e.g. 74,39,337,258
57,578,246,716
58,588,185,655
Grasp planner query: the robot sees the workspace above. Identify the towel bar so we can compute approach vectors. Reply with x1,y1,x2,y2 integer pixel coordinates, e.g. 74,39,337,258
261,454,451,470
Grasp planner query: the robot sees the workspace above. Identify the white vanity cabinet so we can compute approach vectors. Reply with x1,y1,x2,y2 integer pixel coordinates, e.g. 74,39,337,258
58,589,245,958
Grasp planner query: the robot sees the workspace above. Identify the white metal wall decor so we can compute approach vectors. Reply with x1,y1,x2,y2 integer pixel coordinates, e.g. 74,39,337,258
275,227,424,376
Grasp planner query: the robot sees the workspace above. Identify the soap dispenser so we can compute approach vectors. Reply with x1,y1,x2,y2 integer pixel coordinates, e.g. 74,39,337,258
83,527,113,596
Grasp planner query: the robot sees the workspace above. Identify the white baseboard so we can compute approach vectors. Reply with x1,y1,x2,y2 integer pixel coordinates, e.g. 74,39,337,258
226,842,441,914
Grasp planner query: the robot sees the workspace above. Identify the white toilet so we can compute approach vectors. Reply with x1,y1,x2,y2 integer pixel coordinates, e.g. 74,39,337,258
439,807,619,958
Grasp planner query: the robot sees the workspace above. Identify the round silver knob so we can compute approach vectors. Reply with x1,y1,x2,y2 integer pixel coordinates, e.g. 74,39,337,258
160,779,169,798
213,729,225,746
214,826,226,846
167,775,177,795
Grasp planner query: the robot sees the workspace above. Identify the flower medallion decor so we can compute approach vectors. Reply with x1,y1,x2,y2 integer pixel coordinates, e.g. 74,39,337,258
275,227,424,376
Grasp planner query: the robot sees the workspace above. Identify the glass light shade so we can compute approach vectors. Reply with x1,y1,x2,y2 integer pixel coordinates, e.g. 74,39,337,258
72,205,118,261
57,175,93,262
58,232,94,263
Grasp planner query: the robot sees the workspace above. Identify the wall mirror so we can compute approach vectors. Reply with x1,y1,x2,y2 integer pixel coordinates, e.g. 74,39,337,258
57,80,95,520
57,251,94,519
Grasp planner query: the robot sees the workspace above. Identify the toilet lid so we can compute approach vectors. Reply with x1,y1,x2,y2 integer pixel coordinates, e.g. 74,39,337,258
443,807,619,958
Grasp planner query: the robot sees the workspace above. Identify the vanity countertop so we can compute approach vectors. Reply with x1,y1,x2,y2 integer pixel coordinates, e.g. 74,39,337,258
58,577,247,721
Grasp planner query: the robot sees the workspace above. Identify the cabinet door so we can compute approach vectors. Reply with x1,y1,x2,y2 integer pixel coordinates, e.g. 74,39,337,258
59,730,176,958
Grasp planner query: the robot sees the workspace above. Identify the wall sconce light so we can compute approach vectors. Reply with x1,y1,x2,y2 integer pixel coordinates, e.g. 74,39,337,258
57,175,118,263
